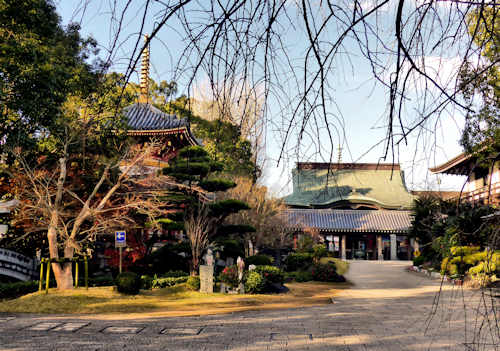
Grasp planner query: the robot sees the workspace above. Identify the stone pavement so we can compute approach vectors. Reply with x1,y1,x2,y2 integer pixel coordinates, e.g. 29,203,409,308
0,261,498,350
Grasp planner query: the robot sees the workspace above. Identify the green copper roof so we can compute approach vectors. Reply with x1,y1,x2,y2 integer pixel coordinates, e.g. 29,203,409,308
284,164,415,210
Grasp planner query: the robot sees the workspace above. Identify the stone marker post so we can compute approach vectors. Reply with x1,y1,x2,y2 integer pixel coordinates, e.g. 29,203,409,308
199,265,214,293
200,248,214,293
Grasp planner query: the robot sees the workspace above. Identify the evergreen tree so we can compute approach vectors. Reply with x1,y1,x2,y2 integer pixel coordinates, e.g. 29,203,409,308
459,6,499,159
160,145,252,275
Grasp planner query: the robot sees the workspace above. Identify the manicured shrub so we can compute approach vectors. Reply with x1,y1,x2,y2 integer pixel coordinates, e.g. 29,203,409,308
245,254,274,266
254,265,284,285
116,272,141,295
141,275,153,290
441,247,500,279
319,257,349,275
413,255,425,267
285,271,313,282
311,263,345,282
0,281,38,300
284,253,313,272
216,239,245,260
136,245,189,275
245,271,265,293
186,276,200,291
312,244,327,262
218,265,240,288
151,275,189,288
162,270,189,278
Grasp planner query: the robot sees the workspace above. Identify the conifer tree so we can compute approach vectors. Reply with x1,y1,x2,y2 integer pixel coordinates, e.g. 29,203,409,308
161,145,253,275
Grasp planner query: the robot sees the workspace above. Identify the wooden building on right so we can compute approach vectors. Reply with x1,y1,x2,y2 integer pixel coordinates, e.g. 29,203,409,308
430,150,500,206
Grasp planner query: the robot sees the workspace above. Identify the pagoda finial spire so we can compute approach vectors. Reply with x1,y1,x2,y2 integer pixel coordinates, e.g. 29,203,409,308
139,34,150,103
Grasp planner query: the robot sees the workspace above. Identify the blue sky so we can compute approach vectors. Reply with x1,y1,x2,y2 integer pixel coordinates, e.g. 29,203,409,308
55,1,468,195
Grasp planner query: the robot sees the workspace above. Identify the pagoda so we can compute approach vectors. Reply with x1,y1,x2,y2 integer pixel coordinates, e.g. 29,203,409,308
123,35,200,167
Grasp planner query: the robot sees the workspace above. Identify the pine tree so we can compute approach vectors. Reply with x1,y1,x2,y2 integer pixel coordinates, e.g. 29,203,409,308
160,145,253,275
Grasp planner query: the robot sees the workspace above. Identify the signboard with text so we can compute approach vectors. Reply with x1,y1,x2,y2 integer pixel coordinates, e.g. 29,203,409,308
115,231,126,248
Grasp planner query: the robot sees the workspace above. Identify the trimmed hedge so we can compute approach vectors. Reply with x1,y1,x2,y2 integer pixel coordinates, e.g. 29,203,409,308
311,263,345,282
151,276,188,289
161,270,189,278
245,271,265,293
285,271,313,282
284,253,313,272
254,265,284,285
141,275,153,290
116,272,141,295
245,255,274,266
186,276,200,291
0,281,38,300
413,255,425,267
243,265,285,294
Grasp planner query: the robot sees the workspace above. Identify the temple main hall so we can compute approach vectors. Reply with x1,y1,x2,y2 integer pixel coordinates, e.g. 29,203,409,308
282,162,416,260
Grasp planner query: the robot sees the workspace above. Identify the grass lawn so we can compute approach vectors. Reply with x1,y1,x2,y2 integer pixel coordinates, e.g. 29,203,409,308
0,281,350,319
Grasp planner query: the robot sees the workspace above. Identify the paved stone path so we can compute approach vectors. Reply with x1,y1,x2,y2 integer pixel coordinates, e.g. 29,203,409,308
0,261,498,350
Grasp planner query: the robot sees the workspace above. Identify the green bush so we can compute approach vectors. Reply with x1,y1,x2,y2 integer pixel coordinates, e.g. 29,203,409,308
136,245,189,275
312,244,328,262
0,281,38,300
116,272,141,295
413,255,425,267
244,271,265,293
311,263,345,282
284,253,313,272
254,265,284,284
319,257,349,275
186,276,200,291
162,270,189,278
215,239,245,259
218,265,240,288
151,275,188,288
245,254,274,266
297,236,314,253
285,271,313,282
77,276,114,287
141,275,153,290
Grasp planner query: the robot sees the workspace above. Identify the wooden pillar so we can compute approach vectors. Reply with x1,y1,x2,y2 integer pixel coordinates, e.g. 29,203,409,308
390,234,397,260
377,235,383,260
341,235,346,260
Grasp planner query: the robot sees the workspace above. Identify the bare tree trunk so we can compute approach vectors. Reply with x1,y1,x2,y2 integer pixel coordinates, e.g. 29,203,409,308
190,254,199,277
47,210,73,290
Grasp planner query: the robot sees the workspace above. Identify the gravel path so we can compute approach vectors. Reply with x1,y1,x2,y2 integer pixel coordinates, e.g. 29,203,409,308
0,260,498,350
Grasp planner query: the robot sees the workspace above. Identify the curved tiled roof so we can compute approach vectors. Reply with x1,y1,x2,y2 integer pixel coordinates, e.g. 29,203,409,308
284,165,416,209
124,103,188,131
282,209,412,233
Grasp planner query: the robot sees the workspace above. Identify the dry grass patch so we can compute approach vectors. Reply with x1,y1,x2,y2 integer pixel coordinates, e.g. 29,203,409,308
0,282,350,318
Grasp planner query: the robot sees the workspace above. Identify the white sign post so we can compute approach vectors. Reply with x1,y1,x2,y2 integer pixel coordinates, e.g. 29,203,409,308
115,231,126,273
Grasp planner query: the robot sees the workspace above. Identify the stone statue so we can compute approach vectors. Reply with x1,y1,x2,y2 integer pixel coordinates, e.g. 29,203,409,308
205,248,214,266
236,256,245,294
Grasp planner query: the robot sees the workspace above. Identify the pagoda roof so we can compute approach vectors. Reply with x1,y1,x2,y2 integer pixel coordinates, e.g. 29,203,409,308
124,103,200,145
284,163,415,209
282,208,412,233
